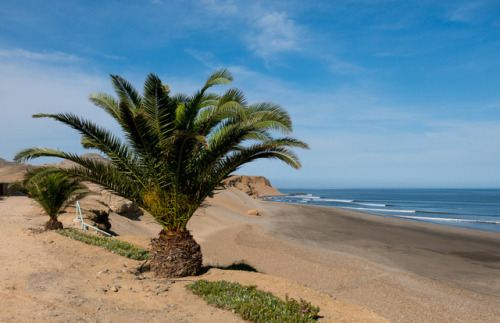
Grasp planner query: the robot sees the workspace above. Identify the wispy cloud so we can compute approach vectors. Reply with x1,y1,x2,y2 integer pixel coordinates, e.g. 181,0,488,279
102,54,127,61
197,1,365,73
0,48,80,63
199,2,303,59
199,0,237,14
274,119,500,188
448,1,484,23
485,102,500,109
246,11,302,58
328,57,368,74
374,48,429,58
184,49,216,69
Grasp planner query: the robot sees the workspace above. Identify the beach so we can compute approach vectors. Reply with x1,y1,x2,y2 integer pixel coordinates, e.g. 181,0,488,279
265,203,500,297
2,183,499,322
197,190,500,322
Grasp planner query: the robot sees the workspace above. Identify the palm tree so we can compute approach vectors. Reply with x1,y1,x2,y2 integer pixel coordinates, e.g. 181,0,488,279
14,69,308,277
9,168,89,230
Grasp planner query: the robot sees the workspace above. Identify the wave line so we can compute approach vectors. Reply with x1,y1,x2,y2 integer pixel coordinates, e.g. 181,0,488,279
343,207,416,213
394,215,500,224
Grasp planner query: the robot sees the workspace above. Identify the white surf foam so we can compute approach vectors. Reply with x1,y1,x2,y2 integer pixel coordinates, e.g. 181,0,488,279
343,207,416,213
354,202,387,207
286,195,320,199
321,199,354,203
394,215,500,224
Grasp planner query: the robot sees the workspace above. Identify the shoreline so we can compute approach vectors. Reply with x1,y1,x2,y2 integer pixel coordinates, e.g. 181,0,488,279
194,197,500,321
262,202,500,296
265,188,500,233
265,197,500,233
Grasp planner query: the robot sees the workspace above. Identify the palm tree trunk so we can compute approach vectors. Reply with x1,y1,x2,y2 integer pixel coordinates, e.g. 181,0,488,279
45,218,63,230
150,229,203,278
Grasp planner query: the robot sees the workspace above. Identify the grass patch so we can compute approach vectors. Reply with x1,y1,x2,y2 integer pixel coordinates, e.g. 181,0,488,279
58,228,150,260
186,280,320,322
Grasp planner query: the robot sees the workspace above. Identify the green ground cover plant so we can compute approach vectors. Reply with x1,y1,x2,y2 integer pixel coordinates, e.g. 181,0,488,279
186,280,320,322
58,228,150,260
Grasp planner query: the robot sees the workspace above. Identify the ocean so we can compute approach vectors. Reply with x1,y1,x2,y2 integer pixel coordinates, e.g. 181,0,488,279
267,189,500,233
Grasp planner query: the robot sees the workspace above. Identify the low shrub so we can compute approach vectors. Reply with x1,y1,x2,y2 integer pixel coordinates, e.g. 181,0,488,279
58,228,150,260
186,280,320,322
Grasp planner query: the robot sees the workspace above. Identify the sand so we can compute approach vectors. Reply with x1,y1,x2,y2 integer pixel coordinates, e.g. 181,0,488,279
0,195,384,322
1,186,500,322
195,197,500,322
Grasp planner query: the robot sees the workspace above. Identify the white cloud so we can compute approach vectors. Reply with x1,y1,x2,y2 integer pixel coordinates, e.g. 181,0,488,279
198,2,305,59
0,48,80,63
246,11,301,57
198,2,302,58
197,1,363,72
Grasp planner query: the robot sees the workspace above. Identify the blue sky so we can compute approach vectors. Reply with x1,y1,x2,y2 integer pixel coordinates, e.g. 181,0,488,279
1,0,499,188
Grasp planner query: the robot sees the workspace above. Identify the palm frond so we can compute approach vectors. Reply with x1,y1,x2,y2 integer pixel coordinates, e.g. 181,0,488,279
60,165,143,204
245,102,293,134
203,68,233,90
88,92,121,121
110,74,142,112
142,73,176,147
197,92,220,108
14,148,145,198
32,113,146,185
171,93,190,104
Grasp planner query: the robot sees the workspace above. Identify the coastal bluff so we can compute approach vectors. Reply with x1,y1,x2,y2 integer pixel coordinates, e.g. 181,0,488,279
222,175,283,198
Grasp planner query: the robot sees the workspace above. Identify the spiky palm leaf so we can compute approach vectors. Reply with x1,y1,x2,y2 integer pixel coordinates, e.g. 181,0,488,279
15,69,309,232
9,167,90,219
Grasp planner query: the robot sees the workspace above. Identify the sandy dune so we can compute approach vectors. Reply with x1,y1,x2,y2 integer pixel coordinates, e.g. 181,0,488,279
1,159,499,322
0,194,385,322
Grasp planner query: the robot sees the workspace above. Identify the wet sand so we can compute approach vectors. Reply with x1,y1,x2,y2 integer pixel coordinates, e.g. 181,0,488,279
193,193,500,322
265,203,500,297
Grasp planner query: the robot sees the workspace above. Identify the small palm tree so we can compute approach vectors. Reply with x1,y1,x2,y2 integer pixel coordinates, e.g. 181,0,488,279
9,168,89,230
14,69,308,277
